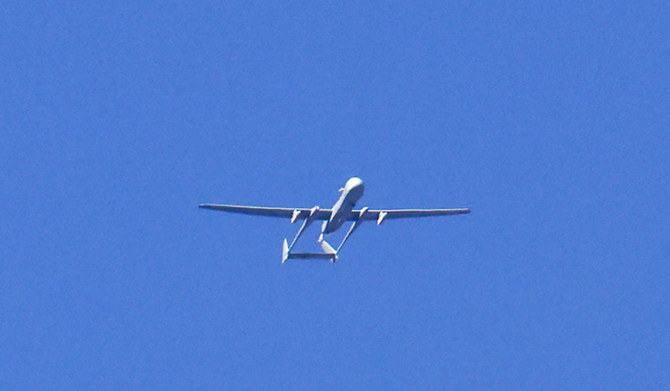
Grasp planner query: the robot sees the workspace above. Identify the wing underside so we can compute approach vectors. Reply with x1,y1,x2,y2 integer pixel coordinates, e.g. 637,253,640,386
349,208,471,221
198,204,333,220
199,204,470,222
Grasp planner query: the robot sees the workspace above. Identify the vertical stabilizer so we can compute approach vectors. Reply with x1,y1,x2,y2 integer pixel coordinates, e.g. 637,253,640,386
321,240,337,255
282,239,289,263
320,240,338,263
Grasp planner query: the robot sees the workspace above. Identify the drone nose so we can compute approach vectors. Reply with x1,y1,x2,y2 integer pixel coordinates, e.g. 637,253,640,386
346,177,363,188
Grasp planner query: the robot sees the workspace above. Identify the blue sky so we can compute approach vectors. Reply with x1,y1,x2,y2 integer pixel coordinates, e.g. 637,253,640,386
2,2,669,389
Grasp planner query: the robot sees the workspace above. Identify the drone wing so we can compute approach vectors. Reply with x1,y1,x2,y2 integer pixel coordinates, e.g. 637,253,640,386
198,204,333,220
349,208,470,223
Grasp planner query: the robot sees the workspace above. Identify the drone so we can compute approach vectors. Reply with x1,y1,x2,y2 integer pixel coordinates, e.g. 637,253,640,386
200,177,470,263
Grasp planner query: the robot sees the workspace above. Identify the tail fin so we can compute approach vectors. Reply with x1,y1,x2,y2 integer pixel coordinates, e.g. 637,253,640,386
282,239,289,263
321,240,337,255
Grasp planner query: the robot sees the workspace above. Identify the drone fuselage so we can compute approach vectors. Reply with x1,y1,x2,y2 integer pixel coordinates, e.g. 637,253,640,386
322,177,365,235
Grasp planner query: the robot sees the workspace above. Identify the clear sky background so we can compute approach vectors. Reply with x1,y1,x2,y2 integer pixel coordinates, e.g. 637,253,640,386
2,2,669,390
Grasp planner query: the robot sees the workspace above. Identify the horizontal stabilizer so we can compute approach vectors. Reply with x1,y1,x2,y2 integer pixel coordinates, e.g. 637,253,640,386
283,252,338,261
282,238,337,263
